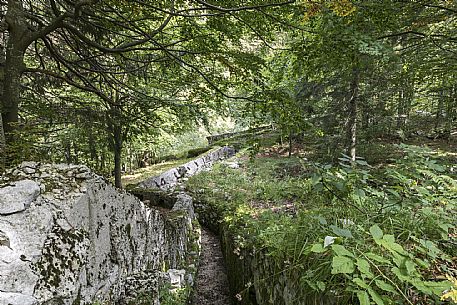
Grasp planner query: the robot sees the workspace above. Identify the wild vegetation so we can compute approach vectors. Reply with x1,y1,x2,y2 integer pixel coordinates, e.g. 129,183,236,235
187,134,456,304
1,0,456,304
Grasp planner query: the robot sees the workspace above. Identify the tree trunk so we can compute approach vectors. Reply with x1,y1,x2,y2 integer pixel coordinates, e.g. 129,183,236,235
435,89,444,131
2,43,25,140
64,141,72,164
397,89,405,130
73,142,79,164
446,85,456,140
1,0,30,144
0,38,5,152
288,130,293,157
0,113,5,152
108,96,124,189
113,122,123,189
346,67,359,163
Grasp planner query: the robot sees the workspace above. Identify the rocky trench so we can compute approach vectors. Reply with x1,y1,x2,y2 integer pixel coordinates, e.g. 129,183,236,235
134,145,337,305
0,146,236,305
0,161,201,305
0,145,328,305
135,156,332,305
194,197,337,305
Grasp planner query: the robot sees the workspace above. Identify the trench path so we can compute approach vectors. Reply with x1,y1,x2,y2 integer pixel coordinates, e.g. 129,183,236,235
192,228,232,305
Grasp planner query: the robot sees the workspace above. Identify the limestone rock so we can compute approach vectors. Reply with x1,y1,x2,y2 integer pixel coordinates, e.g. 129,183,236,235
139,146,236,191
0,162,200,305
0,292,38,305
222,161,239,169
167,269,186,289
0,180,40,215
0,230,9,248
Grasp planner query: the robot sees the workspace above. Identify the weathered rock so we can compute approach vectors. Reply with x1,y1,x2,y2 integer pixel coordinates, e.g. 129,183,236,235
0,292,38,305
0,163,200,305
0,230,10,248
0,180,41,215
167,269,187,289
222,161,240,169
139,146,236,191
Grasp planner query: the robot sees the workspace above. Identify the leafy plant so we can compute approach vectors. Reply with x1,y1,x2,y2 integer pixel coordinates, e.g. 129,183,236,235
187,143,456,304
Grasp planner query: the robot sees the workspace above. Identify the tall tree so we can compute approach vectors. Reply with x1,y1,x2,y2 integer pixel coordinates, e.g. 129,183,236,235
0,0,295,155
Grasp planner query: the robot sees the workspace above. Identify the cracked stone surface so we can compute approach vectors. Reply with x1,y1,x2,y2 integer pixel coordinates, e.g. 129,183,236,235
139,146,236,191
0,163,199,305
0,180,40,215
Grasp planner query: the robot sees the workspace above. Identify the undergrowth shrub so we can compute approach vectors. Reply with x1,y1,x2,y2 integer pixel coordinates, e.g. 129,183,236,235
186,144,456,305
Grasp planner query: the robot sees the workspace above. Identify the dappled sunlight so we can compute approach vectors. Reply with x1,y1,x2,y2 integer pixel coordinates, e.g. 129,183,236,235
122,158,194,186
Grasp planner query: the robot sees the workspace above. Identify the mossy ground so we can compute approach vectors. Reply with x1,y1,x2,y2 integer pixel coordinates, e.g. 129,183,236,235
122,157,195,186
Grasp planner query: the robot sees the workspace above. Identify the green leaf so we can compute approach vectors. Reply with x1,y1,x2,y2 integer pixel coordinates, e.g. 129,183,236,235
354,188,366,198
331,256,355,274
404,259,417,275
415,258,430,269
375,280,396,293
368,288,385,305
438,223,452,239
369,224,383,240
392,253,406,268
316,281,326,292
386,189,400,198
379,235,406,255
335,182,344,191
311,174,321,185
419,239,441,259
356,159,369,166
356,258,374,278
330,225,353,238
316,215,327,225
353,278,369,289
332,244,355,257
423,280,453,295
391,267,410,282
365,252,391,264
410,279,432,295
382,234,395,244
357,290,370,305
311,243,326,253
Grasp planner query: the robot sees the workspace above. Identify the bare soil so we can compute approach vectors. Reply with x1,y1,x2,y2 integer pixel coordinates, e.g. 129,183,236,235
192,228,232,305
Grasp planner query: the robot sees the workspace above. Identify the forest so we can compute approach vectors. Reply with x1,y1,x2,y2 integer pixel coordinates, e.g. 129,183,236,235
0,0,456,305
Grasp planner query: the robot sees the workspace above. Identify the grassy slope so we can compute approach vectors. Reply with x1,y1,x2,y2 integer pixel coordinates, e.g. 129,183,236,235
185,136,457,305
122,157,195,186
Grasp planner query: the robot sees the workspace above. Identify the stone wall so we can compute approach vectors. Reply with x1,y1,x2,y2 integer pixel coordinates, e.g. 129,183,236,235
138,146,236,191
0,162,199,305
221,231,335,305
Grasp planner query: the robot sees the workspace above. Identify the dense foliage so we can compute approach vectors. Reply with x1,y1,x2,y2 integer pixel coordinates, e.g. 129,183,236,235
1,0,455,303
1,0,456,182
187,139,456,304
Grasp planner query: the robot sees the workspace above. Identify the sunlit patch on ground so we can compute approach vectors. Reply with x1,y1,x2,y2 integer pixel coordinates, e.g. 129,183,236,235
122,158,194,186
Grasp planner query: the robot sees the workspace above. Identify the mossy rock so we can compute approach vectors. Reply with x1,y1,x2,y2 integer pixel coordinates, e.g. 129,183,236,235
130,188,177,209
186,147,211,158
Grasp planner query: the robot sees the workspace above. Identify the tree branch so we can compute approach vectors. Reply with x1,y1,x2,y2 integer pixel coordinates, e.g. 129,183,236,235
192,0,295,12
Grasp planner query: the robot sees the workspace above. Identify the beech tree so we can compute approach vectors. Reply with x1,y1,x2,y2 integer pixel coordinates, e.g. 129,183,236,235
1,0,300,187
0,0,295,149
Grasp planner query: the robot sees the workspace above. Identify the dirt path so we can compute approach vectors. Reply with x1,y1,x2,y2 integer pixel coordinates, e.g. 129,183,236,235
192,228,232,305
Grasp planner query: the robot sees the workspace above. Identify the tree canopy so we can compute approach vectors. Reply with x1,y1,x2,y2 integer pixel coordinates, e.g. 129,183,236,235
1,0,456,183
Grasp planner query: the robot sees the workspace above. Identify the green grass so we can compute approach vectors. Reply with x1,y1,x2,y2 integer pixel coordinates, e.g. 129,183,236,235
185,141,457,305
122,157,194,186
